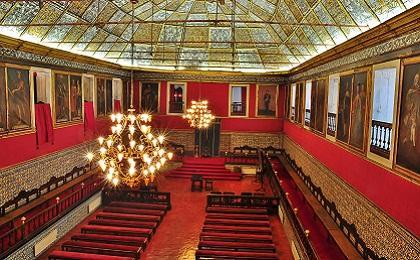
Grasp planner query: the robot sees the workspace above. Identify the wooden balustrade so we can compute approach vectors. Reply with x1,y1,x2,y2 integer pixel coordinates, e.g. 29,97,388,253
231,102,246,116
102,189,171,209
279,151,385,260
327,112,337,136
206,195,280,215
370,120,392,159
0,175,100,258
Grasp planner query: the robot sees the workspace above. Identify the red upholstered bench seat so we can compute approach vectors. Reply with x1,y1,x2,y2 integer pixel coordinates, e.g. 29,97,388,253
96,212,161,223
109,201,168,211
48,250,133,260
103,207,165,216
206,207,268,215
72,234,148,247
203,225,272,235
89,219,158,230
62,240,141,259
195,249,278,259
205,219,270,227
206,213,269,221
81,225,153,238
200,232,273,243
199,241,276,252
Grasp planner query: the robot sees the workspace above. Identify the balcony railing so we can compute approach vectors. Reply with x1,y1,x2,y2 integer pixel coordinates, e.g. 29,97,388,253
231,102,246,116
169,101,184,113
327,112,336,136
291,107,295,120
305,109,311,126
370,120,392,159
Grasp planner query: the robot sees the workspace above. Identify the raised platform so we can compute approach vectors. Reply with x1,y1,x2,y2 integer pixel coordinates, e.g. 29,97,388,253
167,157,241,180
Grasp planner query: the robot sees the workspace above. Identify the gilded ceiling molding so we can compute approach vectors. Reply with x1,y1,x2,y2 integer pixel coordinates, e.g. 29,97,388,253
0,46,129,77
290,29,420,81
134,71,286,84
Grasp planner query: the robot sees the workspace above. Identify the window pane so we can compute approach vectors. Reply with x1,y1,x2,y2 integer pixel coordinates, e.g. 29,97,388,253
327,75,339,136
305,81,312,126
231,86,247,116
169,83,185,113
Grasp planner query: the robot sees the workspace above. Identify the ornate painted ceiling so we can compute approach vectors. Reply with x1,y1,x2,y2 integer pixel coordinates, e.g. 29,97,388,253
0,0,418,72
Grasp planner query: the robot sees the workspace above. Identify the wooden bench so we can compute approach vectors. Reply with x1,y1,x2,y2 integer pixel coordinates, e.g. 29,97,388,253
61,240,141,259
103,207,165,216
279,156,362,259
81,225,153,238
109,201,168,211
200,232,273,243
206,207,267,215
48,250,133,260
204,218,270,227
96,212,161,223
198,241,276,253
203,225,272,235
206,213,269,221
195,249,278,259
88,219,157,231
71,234,147,247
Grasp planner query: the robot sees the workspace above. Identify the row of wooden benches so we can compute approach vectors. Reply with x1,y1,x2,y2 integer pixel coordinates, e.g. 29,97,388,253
48,201,170,260
196,206,279,260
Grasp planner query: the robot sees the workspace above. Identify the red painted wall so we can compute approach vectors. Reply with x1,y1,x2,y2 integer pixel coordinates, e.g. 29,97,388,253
0,118,110,169
283,121,420,236
139,80,283,133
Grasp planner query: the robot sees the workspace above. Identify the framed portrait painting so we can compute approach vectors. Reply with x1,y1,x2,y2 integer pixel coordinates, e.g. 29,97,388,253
315,79,327,133
141,82,159,113
70,75,82,120
257,85,277,117
0,66,6,132
96,78,106,116
7,67,31,130
349,72,368,150
336,75,353,143
54,73,70,123
396,59,420,175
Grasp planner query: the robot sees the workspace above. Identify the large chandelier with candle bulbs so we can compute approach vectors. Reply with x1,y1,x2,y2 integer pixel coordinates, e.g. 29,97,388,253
183,100,216,129
86,110,173,187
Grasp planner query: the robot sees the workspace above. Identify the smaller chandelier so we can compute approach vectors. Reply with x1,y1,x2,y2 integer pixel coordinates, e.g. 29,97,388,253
86,110,173,187
183,100,215,129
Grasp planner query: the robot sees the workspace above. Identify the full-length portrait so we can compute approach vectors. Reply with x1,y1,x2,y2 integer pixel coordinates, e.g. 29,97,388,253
141,82,159,113
397,62,420,174
349,72,368,150
7,67,31,129
315,79,326,133
337,75,353,143
55,73,69,122
0,67,6,131
70,75,82,120
257,85,277,117
96,78,106,116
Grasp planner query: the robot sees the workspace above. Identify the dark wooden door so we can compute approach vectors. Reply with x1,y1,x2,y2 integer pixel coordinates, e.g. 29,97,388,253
194,119,221,157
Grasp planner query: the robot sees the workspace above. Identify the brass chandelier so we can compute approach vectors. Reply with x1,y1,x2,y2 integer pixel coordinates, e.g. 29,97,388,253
86,111,173,187
183,100,216,129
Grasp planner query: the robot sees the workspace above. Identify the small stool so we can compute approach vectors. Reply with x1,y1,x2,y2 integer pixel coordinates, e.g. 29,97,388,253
191,175,203,192
205,179,214,191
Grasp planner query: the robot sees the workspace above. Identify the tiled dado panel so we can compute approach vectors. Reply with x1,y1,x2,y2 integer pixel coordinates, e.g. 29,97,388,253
167,130,281,152
5,192,101,260
282,136,420,259
0,141,96,206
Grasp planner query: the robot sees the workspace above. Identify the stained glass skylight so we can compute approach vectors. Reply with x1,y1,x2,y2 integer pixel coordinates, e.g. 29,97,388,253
0,0,418,72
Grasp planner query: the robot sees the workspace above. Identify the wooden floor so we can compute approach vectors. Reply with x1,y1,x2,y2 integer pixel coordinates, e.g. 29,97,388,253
40,173,293,260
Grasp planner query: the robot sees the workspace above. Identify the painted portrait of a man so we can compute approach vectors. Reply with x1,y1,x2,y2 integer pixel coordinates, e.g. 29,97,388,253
257,85,277,117
7,67,31,129
141,82,159,113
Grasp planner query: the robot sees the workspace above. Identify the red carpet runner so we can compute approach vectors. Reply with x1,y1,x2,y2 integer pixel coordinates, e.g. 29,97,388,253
167,157,241,180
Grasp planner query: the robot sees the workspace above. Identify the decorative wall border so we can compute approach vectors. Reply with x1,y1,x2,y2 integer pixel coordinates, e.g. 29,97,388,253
0,47,129,78
282,135,420,259
290,29,420,81
135,71,287,84
0,141,97,205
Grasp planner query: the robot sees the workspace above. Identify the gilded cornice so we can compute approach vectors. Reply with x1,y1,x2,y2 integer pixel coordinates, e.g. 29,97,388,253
290,29,420,81
134,71,287,84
